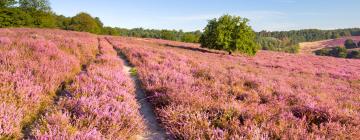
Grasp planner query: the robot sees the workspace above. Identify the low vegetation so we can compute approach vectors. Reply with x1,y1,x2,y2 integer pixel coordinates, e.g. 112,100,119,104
0,28,98,138
108,36,360,139
31,38,144,139
0,29,144,139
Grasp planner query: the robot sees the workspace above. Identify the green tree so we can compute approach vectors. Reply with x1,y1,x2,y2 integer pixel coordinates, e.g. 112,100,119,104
0,0,16,7
55,15,71,30
200,15,259,55
331,32,340,39
30,10,56,28
344,39,357,49
160,30,176,40
0,8,32,27
19,0,51,12
69,12,101,34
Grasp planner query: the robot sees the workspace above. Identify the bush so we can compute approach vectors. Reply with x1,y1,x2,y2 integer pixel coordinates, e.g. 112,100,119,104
348,50,360,58
344,39,357,49
330,46,347,58
200,15,259,55
315,48,331,56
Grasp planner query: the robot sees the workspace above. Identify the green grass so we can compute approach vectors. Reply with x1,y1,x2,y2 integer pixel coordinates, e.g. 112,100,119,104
130,68,137,76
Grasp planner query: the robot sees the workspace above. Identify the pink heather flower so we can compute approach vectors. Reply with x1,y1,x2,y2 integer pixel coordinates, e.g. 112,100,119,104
0,37,11,46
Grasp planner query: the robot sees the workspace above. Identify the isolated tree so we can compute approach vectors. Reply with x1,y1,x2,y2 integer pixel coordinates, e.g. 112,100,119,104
200,14,259,55
0,0,16,8
19,0,51,12
344,39,357,49
69,12,101,34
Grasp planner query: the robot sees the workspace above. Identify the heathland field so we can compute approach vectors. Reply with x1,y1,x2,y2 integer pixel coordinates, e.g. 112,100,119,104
1,29,360,139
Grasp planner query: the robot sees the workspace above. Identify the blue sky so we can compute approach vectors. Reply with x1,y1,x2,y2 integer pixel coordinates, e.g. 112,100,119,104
50,0,359,31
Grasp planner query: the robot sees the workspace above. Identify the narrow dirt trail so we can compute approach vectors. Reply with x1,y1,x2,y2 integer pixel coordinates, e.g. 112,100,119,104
105,38,169,140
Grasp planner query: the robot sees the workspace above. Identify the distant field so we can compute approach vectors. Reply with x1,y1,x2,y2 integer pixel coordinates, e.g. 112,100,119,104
299,36,360,54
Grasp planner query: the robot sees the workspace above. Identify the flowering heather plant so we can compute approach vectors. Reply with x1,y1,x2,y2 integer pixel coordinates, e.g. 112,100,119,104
0,28,98,139
32,38,144,139
108,36,360,139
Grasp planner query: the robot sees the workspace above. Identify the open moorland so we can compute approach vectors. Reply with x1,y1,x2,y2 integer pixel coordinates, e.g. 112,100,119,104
1,28,360,139
107,36,360,139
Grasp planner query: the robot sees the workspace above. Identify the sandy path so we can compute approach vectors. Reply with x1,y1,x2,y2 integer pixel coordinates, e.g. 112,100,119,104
106,39,169,140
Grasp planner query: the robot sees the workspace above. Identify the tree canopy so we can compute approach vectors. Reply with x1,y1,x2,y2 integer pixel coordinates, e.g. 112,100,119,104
0,0,16,7
19,0,51,12
69,12,102,34
200,15,259,55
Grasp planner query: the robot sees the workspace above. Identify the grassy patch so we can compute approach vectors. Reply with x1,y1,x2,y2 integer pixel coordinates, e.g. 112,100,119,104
130,68,137,76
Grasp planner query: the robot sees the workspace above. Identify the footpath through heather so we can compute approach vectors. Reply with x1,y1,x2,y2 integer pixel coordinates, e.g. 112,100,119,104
105,38,169,140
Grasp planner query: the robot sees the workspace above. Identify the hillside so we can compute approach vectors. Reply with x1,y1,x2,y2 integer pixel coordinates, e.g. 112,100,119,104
299,36,360,54
1,28,360,139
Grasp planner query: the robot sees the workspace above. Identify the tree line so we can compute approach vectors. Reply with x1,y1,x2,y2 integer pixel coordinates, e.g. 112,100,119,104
1,0,360,54
0,0,202,43
257,28,360,53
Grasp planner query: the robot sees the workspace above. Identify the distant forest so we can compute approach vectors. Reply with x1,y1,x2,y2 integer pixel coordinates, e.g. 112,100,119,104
257,29,360,53
1,0,360,53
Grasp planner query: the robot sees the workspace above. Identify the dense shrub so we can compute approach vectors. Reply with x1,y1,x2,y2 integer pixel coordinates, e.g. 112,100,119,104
29,10,56,28
200,15,259,55
181,32,200,43
344,39,357,49
315,48,332,56
257,37,299,53
330,47,347,58
348,50,360,58
0,8,32,27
